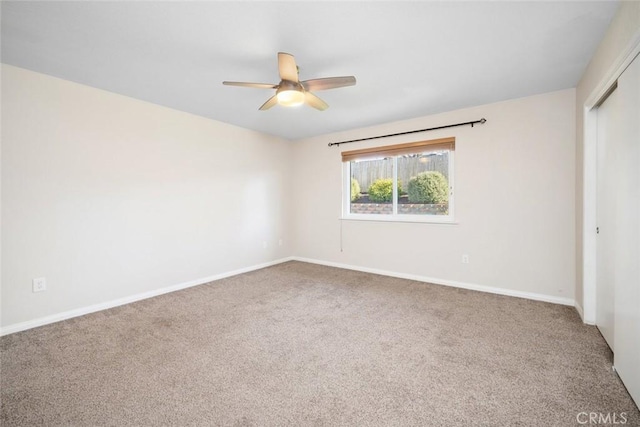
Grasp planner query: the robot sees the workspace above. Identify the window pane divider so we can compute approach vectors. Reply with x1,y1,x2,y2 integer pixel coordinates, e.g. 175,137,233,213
392,157,398,215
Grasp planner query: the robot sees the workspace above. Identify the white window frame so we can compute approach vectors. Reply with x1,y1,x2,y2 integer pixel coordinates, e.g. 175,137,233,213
342,149,455,224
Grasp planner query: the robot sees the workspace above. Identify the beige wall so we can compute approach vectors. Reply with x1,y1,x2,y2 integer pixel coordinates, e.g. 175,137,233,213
1,65,292,328
575,2,640,312
292,89,576,303
5,3,633,330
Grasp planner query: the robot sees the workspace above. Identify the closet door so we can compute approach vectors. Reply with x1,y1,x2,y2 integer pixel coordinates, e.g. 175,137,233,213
612,54,640,407
595,87,618,350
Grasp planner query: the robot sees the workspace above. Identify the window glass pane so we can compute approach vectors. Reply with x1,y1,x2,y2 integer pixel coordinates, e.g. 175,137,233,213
397,150,449,215
350,157,393,215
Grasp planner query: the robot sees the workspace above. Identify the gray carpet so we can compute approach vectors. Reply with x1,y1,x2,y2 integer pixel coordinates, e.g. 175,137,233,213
1,261,638,426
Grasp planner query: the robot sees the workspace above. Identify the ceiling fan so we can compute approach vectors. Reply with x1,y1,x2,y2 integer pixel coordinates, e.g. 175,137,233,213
223,52,356,111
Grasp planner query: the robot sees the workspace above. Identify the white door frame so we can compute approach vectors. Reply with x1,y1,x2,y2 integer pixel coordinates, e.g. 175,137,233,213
582,30,640,324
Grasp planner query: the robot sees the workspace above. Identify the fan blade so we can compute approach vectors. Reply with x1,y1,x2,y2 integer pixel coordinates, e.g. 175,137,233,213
278,52,299,82
223,81,278,89
259,95,278,111
301,76,356,92
305,92,329,111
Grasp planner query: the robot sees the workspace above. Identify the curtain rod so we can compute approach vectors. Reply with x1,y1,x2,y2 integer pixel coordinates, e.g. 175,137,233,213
328,118,487,147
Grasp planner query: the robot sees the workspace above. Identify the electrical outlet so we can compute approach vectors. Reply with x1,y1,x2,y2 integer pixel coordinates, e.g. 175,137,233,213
33,277,47,293
461,254,470,264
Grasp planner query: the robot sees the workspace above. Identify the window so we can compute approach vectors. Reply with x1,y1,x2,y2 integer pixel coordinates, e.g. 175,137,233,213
342,137,454,222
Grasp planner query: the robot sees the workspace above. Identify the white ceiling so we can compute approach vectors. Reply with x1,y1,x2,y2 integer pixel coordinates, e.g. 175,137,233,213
2,1,618,140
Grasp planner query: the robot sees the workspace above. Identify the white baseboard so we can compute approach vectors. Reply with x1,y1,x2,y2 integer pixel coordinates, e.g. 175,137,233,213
574,302,585,322
574,302,595,325
1,256,577,336
0,257,294,336
291,256,576,307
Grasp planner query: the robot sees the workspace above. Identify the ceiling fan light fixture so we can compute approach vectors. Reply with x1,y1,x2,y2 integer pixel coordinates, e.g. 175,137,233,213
276,89,305,107
223,52,356,111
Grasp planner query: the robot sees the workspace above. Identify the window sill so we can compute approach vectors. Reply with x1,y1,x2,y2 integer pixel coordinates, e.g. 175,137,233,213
340,215,458,225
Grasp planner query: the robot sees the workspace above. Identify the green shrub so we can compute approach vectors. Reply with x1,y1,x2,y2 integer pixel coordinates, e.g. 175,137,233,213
350,178,361,202
368,178,403,202
407,171,449,204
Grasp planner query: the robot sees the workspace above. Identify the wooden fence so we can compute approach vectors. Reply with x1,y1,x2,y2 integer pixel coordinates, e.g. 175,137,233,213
351,153,449,192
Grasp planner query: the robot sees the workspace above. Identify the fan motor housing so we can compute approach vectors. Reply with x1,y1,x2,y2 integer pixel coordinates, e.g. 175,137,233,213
277,80,304,94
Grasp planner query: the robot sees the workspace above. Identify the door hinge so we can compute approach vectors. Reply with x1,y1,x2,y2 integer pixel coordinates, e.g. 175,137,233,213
597,227,600,234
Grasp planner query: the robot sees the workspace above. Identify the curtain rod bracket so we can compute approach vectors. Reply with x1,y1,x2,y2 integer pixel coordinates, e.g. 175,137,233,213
328,118,486,147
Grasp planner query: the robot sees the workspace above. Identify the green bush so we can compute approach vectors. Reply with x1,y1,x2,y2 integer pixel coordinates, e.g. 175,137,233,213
368,178,403,202
407,171,449,204
350,178,361,202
